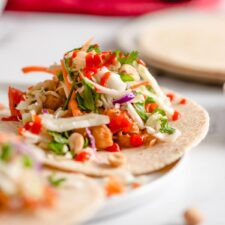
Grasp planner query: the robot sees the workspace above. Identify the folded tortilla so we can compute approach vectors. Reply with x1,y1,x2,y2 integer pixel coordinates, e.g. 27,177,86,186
0,92,209,176
1,173,104,225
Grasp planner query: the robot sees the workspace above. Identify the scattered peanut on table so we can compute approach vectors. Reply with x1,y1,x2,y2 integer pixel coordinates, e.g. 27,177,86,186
184,208,204,225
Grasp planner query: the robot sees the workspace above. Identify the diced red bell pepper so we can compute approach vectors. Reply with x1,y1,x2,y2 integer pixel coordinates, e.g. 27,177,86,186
8,87,24,120
75,151,91,162
172,111,181,121
130,134,144,147
24,115,42,135
108,110,132,133
105,143,120,152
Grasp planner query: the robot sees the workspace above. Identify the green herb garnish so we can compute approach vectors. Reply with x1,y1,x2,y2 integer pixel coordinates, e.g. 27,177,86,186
48,173,66,187
22,154,33,168
159,117,175,134
57,71,64,81
48,142,68,155
145,96,155,104
134,103,148,122
118,51,139,65
87,44,101,53
0,144,12,162
48,131,69,144
76,81,100,112
83,137,89,148
119,73,134,82
154,108,166,116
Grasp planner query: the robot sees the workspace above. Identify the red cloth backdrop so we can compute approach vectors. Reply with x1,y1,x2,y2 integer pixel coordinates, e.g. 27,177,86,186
5,0,220,16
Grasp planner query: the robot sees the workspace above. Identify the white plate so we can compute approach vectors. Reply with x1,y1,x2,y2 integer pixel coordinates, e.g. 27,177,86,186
95,155,187,220
0,81,186,221
116,7,225,84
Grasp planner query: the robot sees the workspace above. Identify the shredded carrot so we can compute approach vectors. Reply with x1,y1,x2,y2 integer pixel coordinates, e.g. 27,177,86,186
22,66,60,75
131,81,150,90
105,176,125,197
60,60,81,116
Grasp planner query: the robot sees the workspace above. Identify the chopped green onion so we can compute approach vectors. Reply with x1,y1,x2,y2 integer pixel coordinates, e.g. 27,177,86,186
22,154,33,168
48,173,66,187
0,144,12,162
119,73,134,82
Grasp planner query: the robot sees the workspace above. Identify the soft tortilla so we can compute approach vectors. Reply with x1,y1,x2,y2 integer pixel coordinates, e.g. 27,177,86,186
0,93,209,176
1,173,104,225
138,12,225,83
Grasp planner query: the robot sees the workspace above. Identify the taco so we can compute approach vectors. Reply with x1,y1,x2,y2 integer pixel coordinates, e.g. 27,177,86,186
0,41,209,176
0,133,104,225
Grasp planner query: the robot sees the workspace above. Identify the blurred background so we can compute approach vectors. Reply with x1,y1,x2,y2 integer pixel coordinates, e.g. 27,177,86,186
0,0,225,225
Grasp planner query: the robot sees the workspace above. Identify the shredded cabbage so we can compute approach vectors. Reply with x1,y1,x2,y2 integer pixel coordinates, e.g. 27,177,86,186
40,113,110,132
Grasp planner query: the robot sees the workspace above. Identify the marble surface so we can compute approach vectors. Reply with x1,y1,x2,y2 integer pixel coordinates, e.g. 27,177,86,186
0,12,224,225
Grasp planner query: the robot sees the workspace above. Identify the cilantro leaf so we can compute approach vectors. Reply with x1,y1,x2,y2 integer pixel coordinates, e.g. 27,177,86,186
48,142,68,155
22,154,33,168
76,82,100,112
134,103,148,122
87,44,101,53
0,144,12,162
159,118,175,134
119,73,134,82
145,96,155,104
57,71,64,81
146,85,155,93
83,137,89,148
154,108,166,116
83,83,95,111
48,173,66,187
48,131,69,144
118,51,139,65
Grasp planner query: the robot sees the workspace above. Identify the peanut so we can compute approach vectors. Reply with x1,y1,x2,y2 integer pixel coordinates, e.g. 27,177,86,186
69,133,84,154
184,208,204,225
108,152,126,168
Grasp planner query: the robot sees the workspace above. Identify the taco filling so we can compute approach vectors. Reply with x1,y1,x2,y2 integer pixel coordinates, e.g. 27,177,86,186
0,134,56,211
2,41,184,163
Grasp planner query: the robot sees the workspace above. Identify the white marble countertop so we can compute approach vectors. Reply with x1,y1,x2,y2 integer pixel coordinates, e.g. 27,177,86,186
0,11,224,225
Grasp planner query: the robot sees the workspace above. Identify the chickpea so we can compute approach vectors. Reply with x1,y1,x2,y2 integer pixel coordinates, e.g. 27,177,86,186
90,125,113,149
43,95,64,110
69,132,84,154
32,79,58,91
56,85,66,98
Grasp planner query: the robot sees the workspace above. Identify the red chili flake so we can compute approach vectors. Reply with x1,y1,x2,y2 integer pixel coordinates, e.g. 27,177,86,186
166,93,175,102
75,151,91,162
172,111,181,121
130,134,144,147
179,98,187,105
105,143,120,152
137,59,146,66
18,127,26,136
